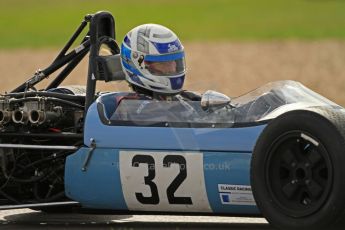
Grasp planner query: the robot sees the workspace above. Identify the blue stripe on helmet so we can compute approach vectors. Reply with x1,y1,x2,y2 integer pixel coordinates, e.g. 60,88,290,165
122,60,154,83
170,75,185,90
145,51,184,62
125,71,144,86
151,39,183,54
121,60,143,77
124,35,131,48
121,43,132,60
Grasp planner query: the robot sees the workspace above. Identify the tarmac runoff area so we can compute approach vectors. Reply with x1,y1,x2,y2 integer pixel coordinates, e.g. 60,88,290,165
0,208,271,230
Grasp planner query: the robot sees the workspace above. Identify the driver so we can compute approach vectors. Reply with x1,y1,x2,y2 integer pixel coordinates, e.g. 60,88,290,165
113,24,234,122
119,23,201,103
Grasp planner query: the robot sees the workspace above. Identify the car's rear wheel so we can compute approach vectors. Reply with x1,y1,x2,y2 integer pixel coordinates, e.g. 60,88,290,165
251,108,345,230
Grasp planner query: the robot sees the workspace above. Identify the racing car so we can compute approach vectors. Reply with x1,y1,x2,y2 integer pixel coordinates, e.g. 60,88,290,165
1,11,345,230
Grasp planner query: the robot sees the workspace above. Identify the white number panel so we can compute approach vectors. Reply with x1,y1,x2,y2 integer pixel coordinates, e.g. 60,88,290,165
119,151,211,212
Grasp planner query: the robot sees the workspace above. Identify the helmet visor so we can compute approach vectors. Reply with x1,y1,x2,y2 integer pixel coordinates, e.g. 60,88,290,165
144,52,186,76
145,58,185,76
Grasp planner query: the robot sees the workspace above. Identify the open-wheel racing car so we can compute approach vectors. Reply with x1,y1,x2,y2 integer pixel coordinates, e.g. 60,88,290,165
1,11,345,230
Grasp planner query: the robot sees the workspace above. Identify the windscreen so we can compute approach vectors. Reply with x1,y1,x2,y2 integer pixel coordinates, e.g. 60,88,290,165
231,80,340,122
110,81,340,126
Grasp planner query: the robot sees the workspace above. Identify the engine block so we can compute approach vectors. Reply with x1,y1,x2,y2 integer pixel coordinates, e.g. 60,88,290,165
0,91,84,205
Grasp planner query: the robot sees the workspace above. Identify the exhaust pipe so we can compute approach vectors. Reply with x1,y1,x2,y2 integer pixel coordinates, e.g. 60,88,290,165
12,110,28,124
0,110,12,124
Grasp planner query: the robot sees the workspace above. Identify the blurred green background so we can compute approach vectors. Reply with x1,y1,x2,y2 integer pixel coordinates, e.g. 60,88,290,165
0,0,345,49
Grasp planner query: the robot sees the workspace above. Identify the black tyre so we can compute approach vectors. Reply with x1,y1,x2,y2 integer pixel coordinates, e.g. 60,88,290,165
251,108,345,230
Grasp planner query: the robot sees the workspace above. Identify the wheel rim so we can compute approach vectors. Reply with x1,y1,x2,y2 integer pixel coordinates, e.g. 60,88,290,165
266,131,333,217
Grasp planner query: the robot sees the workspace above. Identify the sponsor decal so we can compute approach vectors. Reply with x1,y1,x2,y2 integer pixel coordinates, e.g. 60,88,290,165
220,193,231,204
91,73,96,80
138,55,145,68
74,44,85,53
151,40,182,54
168,44,179,52
132,52,138,59
218,184,256,206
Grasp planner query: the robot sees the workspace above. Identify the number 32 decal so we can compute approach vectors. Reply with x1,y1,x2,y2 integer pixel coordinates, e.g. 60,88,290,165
132,154,192,205
120,151,211,212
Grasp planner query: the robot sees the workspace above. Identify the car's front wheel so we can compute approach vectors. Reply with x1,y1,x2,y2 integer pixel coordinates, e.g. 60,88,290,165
251,108,345,230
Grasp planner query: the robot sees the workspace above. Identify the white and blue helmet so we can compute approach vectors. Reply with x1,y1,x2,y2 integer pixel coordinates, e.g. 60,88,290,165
121,24,186,94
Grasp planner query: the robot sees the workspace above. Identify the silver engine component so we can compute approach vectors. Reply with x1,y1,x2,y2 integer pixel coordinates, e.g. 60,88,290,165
0,96,82,128
0,92,84,206
0,110,12,124
29,108,62,125
12,109,28,124
10,99,62,125
0,98,12,125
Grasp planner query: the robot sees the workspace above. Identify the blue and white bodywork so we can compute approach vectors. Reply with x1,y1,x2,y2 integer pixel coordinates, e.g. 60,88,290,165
65,80,340,215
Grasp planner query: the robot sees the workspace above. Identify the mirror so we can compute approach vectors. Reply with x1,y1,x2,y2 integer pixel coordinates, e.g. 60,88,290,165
201,90,231,111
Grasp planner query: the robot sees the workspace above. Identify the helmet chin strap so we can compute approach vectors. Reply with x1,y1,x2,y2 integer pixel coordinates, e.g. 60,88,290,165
155,94,173,101
129,83,177,100
129,84,153,97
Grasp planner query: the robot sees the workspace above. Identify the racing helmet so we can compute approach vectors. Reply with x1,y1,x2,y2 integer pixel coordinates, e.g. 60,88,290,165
120,24,186,94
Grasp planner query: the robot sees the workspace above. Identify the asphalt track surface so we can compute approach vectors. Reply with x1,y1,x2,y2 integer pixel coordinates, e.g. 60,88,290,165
0,209,273,230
